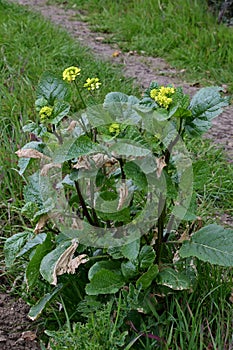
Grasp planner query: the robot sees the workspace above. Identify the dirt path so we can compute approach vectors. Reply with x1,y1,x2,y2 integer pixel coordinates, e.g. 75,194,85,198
11,0,233,162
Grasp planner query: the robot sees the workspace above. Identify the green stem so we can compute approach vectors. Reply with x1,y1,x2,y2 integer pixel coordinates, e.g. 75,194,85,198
74,180,95,226
155,193,166,265
75,80,86,109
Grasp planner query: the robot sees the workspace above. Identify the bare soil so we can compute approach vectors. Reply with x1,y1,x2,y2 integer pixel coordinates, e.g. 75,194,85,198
2,1,233,348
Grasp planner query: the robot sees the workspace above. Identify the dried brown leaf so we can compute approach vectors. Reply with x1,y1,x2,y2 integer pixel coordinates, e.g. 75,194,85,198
156,156,166,178
52,240,88,285
40,163,61,176
34,215,49,234
15,148,50,160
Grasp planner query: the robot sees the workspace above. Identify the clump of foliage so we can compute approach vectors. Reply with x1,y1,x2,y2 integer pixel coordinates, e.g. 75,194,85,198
4,66,233,348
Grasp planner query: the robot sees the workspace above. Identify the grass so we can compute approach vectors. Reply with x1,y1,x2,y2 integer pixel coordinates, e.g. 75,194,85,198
0,0,233,349
0,0,137,223
49,0,233,92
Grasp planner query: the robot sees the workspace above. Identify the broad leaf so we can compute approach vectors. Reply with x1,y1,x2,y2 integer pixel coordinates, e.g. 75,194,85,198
50,101,70,125
103,92,141,124
124,161,147,190
179,224,233,267
121,261,138,279
121,239,140,261
28,284,63,320
36,72,71,104
40,240,72,284
26,234,54,288
18,233,47,257
109,139,151,158
52,135,100,163
88,260,121,280
86,269,125,295
136,264,159,289
138,246,156,269
189,86,228,120
157,268,191,290
4,231,33,267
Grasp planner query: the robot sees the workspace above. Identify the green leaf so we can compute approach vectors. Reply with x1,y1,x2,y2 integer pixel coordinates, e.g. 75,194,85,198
88,260,121,280
18,233,47,257
109,139,151,158
4,231,33,267
121,261,138,279
86,269,125,295
121,239,140,261
157,268,191,290
124,162,147,190
179,224,233,267
103,92,141,124
189,86,228,120
36,72,71,104
50,101,70,125
136,264,159,289
28,284,63,320
40,240,71,284
138,246,156,269
52,135,100,163
26,234,54,288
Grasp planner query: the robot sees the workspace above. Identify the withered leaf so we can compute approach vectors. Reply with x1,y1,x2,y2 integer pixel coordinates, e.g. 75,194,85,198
52,240,88,285
156,156,166,178
15,148,50,160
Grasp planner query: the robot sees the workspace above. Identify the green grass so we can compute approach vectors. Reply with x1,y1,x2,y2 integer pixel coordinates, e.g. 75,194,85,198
0,0,137,223
0,1,233,349
49,0,233,92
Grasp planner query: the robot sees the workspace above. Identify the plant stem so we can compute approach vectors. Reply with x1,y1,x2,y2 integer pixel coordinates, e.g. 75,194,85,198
52,124,63,144
155,193,166,264
74,179,95,226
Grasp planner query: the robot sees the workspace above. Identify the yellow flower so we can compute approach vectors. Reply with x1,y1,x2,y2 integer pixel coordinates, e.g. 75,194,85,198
39,106,53,122
83,77,101,91
150,86,175,109
109,123,120,135
62,66,81,82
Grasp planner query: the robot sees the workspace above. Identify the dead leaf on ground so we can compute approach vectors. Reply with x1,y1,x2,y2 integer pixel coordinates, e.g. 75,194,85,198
112,50,121,57
21,331,37,341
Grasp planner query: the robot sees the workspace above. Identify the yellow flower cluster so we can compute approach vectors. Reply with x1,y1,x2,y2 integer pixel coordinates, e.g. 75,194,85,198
39,106,53,122
150,86,175,109
83,77,101,91
109,123,120,135
62,66,81,83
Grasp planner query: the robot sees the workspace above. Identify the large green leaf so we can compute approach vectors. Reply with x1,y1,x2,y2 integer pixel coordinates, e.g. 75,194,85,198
124,161,147,190
136,264,159,289
52,135,100,163
40,240,71,284
50,101,70,125
121,261,138,280
109,139,151,158
18,233,47,257
28,284,63,320
103,92,141,124
189,87,228,120
157,268,191,290
36,72,71,104
121,239,140,261
179,224,233,267
86,269,125,295
138,246,156,269
88,260,121,280
4,231,33,267
185,87,229,136
26,234,54,288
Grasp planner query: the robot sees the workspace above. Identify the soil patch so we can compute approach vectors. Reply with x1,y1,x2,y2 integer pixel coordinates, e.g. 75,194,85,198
0,279,41,349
